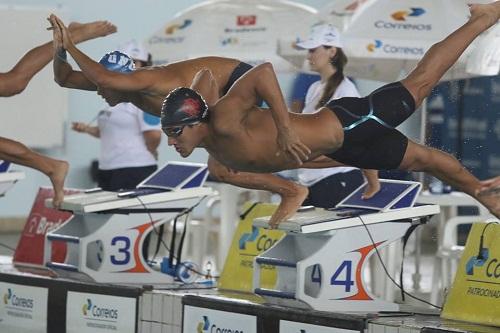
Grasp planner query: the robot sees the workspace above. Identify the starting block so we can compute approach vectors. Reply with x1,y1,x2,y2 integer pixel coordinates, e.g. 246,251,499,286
252,179,440,312
0,161,25,197
44,162,213,285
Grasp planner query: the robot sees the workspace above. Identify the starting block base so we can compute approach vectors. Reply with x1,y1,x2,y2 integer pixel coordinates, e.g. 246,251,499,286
253,180,440,312
44,162,213,285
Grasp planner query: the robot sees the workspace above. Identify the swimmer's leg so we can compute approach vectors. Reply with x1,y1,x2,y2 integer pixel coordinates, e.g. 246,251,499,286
401,2,500,108
0,20,116,97
0,136,68,208
399,140,499,218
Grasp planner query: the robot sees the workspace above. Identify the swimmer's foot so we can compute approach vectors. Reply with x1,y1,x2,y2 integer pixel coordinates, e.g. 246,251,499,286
468,2,500,29
268,184,309,229
47,160,69,209
69,20,117,43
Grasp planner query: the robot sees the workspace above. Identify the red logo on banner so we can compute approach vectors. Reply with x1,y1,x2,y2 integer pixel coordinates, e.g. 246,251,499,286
237,15,256,26
13,187,81,267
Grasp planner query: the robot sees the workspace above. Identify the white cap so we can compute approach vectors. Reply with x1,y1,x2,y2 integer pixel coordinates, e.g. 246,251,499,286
296,23,343,49
118,39,149,62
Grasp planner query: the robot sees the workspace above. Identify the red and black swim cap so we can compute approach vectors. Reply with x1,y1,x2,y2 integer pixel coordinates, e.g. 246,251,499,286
161,87,208,127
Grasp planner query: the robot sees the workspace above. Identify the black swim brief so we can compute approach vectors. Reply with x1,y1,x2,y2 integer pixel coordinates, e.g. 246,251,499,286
222,61,264,106
222,62,254,95
326,82,416,170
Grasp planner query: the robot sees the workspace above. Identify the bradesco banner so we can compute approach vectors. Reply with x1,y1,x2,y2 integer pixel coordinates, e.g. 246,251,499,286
442,222,500,327
0,282,48,333
183,305,256,333
14,187,81,267
66,292,137,333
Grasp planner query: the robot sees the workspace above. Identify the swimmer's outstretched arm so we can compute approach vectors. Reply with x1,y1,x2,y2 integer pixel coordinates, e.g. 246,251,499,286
50,14,156,92
50,15,98,91
53,49,97,91
222,62,311,165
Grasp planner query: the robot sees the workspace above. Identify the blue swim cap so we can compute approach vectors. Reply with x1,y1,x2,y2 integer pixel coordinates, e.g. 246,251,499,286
161,87,208,127
98,51,134,73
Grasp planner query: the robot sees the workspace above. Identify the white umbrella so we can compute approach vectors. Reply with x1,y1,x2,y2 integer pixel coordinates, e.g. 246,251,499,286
340,0,480,82
146,0,317,72
278,0,370,68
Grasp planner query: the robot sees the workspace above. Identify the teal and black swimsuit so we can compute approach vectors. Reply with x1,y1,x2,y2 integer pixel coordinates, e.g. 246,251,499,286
326,82,416,170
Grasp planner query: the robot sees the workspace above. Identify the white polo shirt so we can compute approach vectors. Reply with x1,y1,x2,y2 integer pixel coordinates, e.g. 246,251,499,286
97,103,161,170
298,77,361,186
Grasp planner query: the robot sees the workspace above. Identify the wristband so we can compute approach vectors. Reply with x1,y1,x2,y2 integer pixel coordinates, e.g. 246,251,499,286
56,48,67,61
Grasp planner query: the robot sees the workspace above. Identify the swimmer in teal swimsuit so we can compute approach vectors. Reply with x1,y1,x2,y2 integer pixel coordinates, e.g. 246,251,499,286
162,2,500,225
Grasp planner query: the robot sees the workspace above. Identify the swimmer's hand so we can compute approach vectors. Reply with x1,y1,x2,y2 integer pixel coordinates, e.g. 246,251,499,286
48,15,64,52
276,127,310,165
477,176,500,196
71,122,88,133
50,14,74,50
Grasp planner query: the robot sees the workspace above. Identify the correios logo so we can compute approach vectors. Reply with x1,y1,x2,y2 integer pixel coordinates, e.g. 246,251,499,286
366,39,424,56
465,248,500,278
197,315,244,333
165,19,192,35
374,7,431,31
82,299,92,315
239,226,279,252
81,298,118,320
197,316,210,333
391,8,426,21
367,40,383,52
3,288,34,309
239,226,259,250
3,288,11,304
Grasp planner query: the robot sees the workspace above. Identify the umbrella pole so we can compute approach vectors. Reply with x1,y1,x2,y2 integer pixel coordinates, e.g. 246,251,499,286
419,99,428,183
412,98,428,293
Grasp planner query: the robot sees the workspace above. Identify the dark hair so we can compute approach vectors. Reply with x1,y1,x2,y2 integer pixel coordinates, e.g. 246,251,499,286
315,47,348,109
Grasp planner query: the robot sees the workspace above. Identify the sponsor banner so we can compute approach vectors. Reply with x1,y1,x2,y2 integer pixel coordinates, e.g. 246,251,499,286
237,15,256,26
373,7,431,32
0,282,48,333
442,223,500,327
280,320,359,333
183,305,256,333
66,292,137,333
361,39,426,59
13,187,81,267
218,202,284,293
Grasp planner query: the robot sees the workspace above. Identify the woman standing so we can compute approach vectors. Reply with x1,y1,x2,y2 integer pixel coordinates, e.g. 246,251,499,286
72,40,161,191
296,24,379,208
